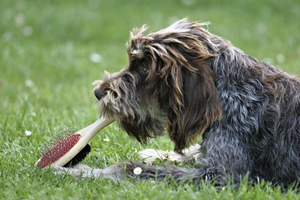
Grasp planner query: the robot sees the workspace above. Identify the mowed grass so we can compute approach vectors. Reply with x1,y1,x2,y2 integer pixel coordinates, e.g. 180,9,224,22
1,0,300,199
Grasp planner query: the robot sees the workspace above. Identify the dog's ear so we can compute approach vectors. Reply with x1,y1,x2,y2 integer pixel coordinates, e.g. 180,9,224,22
168,60,222,153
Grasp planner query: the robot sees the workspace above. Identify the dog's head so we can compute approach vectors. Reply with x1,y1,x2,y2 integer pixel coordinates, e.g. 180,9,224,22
94,19,222,152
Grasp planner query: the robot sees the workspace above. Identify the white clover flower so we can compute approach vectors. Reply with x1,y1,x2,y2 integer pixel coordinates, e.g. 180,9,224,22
103,137,110,142
89,53,102,63
25,130,32,136
25,79,34,88
133,167,142,175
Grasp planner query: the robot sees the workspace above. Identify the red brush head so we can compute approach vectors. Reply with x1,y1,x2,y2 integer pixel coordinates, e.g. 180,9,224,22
36,134,81,168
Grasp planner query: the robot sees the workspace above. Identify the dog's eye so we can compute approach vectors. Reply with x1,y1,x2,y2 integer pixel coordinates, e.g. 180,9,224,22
140,65,149,73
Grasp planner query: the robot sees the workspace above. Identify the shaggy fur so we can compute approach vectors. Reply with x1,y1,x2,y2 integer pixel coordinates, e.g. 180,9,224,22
54,19,300,188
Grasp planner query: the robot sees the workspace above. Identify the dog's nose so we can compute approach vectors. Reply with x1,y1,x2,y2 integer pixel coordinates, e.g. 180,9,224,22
94,88,105,100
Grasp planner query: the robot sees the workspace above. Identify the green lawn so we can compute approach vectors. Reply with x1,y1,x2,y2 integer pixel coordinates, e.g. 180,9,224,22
1,0,300,199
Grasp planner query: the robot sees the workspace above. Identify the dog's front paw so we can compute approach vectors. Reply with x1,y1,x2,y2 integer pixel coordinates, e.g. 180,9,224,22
138,144,201,165
138,149,164,164
138,149,185,164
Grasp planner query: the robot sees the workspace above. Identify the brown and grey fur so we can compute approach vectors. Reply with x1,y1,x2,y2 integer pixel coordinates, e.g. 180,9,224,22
54,19,300,188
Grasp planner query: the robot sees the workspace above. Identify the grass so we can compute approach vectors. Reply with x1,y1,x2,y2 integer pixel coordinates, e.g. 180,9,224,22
1,0,300,199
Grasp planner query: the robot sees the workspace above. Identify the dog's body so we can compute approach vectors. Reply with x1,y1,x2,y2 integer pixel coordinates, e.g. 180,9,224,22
55,19,300,188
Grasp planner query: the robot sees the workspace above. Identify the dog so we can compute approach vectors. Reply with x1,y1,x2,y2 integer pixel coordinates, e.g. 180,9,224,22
53,18,300,188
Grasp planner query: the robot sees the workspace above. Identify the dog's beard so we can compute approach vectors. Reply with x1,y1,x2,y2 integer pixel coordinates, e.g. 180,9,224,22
97,72,168,144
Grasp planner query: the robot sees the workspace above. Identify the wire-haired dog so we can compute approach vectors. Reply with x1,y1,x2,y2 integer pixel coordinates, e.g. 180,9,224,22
54,19,300,188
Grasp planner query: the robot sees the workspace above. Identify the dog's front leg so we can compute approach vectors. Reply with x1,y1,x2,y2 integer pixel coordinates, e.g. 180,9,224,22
52,163,126,182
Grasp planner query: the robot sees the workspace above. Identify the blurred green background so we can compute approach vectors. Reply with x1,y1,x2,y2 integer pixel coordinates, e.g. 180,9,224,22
1,0,300,199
